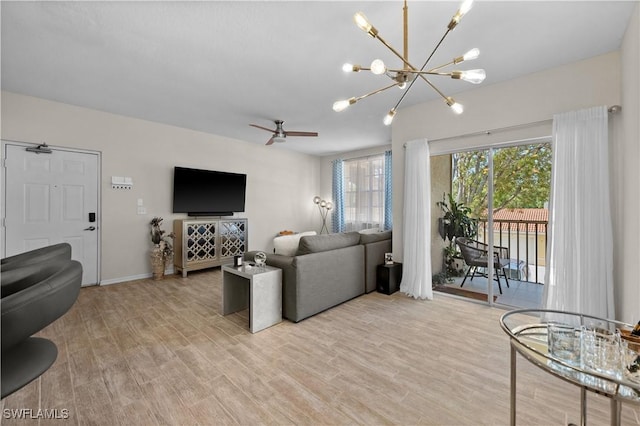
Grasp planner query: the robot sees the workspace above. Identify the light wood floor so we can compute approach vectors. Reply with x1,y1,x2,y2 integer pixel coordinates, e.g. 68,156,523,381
2,269,638,425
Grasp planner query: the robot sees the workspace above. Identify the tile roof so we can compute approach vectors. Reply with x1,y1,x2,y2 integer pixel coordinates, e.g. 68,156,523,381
482,208,548,233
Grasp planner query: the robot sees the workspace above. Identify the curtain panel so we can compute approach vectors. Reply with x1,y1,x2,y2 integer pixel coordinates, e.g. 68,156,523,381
400,139,432,300
384,150,393,231
543,106,615,319
331,159,345,233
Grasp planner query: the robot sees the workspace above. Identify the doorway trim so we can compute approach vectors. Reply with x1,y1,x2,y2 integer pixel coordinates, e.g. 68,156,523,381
1,139,102,285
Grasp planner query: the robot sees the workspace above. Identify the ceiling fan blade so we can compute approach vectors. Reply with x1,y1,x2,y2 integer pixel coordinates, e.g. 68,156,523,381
284,131,318,137
265,137,275,146
250,124,276,133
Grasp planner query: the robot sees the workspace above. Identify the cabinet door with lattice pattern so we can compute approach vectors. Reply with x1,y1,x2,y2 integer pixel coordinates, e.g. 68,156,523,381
186,221,217,262
219,220,247,260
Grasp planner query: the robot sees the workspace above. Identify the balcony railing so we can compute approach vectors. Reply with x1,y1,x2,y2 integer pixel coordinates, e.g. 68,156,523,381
476,218,548,284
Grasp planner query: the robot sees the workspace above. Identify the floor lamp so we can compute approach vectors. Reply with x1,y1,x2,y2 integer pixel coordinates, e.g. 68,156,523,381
313,196,333,234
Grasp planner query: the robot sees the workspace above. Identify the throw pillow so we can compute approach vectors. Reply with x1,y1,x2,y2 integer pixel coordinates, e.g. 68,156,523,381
273,231,316,256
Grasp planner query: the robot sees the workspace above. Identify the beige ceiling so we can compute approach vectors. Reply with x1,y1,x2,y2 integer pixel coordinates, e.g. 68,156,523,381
1,1,636,156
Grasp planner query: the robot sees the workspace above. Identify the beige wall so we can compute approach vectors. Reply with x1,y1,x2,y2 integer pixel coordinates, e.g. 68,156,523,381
615,2,640,323
430,155,451,274
1,92,321,283
390,49,639,321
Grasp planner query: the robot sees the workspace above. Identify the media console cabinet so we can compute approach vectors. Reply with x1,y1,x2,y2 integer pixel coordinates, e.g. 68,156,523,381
173,218,247,277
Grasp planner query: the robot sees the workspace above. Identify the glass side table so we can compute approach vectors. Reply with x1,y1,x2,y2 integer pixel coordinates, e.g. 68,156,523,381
500,309,640,426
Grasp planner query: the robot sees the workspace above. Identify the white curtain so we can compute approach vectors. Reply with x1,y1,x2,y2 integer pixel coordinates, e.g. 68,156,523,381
543,106,615,319
400,139,432,300
343,155,385,231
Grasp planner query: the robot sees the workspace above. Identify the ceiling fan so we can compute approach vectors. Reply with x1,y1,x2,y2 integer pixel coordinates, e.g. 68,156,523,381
250,120,318,145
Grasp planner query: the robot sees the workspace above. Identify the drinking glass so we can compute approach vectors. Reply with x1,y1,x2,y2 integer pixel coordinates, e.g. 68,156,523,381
548,323,580,365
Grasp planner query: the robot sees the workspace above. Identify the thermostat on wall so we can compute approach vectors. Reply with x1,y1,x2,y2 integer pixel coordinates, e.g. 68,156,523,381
111,176,133,190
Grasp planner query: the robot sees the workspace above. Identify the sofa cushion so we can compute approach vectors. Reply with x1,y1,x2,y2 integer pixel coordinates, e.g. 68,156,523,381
296,232,361,255
273,231,316,256
359,230,392,244
358,227,381,234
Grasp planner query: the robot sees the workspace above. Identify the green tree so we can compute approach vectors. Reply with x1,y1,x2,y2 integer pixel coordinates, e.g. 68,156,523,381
452,143,552,217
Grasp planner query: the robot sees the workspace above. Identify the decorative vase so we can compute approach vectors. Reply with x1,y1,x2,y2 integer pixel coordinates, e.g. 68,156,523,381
150,245,165,280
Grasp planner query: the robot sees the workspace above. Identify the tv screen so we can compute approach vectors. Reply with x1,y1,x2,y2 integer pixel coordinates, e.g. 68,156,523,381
172,167,246,216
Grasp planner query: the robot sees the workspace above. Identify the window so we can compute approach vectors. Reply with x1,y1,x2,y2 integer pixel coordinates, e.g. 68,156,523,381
342,154,386,231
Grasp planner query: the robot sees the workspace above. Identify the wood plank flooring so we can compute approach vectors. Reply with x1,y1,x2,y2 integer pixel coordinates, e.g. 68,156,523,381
1,269,639,425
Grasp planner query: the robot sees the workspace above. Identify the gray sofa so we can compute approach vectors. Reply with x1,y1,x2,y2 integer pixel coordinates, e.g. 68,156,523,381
247,230,391,322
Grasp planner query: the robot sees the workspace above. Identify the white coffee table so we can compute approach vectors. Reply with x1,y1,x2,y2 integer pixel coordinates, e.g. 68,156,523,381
221,264,282,333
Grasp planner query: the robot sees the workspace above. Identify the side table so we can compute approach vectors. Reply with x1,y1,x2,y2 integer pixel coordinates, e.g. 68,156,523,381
221,264,282,333
377,262,402,295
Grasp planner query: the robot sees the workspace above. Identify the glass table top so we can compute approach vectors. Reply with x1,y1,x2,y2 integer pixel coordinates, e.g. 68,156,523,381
500,309,640,403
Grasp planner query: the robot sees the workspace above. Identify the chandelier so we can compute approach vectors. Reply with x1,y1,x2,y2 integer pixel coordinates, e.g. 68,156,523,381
332,0,485,126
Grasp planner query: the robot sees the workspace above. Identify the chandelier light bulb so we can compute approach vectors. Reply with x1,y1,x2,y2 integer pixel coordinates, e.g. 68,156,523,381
333,97,356,112
326,202,333,210
383,109,396,126
459,69,486,84
450,102,464,114
320,200,327,208
398,82,407,89
445,97,464,114
370,59,386,75
459,0,474,16
353,12,373,33
343,63,361,73
463,48,480,61
313,196,321,204
448,0,474,30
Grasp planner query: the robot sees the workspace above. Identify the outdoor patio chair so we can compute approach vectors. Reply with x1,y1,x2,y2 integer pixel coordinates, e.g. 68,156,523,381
455,237,511,294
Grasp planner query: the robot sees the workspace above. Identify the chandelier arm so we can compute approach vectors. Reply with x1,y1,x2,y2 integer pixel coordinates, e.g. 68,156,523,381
388,29,452,114
419,77,449,101
374,33,419,72
355,82,403,102
426,60,456,73
385,68,453,77
417,29,451,73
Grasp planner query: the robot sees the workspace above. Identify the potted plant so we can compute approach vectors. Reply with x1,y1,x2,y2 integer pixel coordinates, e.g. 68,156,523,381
436,193,476,277
150,217,174,280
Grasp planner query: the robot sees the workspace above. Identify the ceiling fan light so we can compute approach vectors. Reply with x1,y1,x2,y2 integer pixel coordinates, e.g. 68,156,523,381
333,97,356,112
383,109,396,126
370,59,386,75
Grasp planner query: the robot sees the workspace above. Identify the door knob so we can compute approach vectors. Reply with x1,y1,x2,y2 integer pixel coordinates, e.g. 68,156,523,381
84,226,96,231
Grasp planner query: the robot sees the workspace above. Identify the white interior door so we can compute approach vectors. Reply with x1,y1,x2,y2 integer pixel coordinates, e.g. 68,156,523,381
2,142,100,286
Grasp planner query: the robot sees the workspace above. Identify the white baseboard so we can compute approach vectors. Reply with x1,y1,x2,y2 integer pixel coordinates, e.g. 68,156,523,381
99,267,176,286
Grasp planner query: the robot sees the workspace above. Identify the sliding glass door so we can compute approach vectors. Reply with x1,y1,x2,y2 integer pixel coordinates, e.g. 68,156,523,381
432,140,551,307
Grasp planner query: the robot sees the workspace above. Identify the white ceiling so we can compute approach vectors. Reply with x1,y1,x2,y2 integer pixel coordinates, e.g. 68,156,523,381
1,1,635,156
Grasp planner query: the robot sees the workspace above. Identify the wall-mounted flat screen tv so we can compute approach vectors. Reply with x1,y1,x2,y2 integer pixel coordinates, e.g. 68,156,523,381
172,166,247,216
